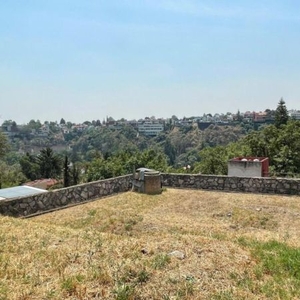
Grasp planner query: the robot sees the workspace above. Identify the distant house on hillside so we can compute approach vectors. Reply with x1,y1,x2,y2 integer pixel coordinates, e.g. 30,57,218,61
138,121,164,136
254,111,267,123
71,124,87,132
289,110,300,120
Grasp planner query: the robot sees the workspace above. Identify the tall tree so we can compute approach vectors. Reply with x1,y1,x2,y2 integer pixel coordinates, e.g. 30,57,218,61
63,155,70,187
71,163,80,185
274,98,289,128
272,120,300,176
236,110,243,122
0,132,9,159
164,138,176,165
36,147,62,178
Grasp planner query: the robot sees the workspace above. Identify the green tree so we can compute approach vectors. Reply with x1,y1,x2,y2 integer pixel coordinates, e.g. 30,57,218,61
272,120,300,176
236,110,243,122
274,98,289,128
265,108,276,121
0,161,27,188
164,138,176,165
63,155,70,187
84,148,168,182
36,147,62,178
20,152,41,180
137,149,168,171
28,119,42,130
71,163,80,185
272,145,296,176
242,120,300,176
85,157,114,182
194,146,228,175
194,142,250,175
0,132,9,159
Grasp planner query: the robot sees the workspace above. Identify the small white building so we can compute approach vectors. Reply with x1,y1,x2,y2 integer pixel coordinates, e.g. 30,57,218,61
138,121,164,136
228,157,269,177
289,110,300,120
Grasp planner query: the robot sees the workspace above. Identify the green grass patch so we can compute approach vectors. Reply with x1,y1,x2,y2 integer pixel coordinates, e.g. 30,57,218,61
152,254,171,270
254,240,300,279
236,238,300,299
113,284,135,300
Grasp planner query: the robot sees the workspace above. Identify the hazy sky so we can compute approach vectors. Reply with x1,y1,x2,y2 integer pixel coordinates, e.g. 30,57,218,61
1,1,300,124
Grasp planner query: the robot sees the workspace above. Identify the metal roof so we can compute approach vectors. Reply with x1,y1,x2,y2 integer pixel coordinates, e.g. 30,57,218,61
136,168,156,172
0,186,47,200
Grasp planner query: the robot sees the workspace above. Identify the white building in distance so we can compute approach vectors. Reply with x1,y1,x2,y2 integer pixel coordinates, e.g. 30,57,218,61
137,121,164,136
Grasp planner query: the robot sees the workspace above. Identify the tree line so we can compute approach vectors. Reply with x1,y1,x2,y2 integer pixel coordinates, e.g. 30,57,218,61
1,99,299,189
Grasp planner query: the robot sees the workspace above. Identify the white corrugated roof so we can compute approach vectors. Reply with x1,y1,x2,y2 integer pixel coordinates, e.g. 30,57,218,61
0,186,47,200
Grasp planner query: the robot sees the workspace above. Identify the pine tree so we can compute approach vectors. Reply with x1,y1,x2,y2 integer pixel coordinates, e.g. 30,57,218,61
274,98,289,128
37,147,62,178
71,163,80,185
63,155,70,187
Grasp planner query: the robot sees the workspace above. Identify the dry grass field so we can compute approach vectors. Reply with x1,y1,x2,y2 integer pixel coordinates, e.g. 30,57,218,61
1,188,300,299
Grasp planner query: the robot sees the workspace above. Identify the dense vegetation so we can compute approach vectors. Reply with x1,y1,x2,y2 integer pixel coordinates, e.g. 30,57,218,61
1,99,299,189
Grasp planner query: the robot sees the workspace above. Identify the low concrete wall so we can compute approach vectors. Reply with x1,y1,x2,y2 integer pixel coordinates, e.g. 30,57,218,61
0,175,132,217
162,173,300,195
228,160,262,177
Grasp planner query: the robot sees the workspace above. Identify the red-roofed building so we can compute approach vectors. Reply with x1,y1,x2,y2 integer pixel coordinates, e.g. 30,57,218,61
24,178,60,190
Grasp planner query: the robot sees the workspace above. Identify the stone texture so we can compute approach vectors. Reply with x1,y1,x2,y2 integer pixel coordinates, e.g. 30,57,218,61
162,173,300,196
168,250,185,259
1,173,300,218
0,175,132,217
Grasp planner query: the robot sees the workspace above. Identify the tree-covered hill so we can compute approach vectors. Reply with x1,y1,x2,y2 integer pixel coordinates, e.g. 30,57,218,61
1,99,300,188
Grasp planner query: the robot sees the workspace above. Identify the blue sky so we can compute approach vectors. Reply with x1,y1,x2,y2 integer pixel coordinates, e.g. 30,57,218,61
1,0,300,123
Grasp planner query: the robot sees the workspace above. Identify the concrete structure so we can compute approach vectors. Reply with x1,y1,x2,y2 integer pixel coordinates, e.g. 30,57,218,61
137,121,164,136
132,168,162,194
253,111,267,123
228,157,269,177
289,110,300,120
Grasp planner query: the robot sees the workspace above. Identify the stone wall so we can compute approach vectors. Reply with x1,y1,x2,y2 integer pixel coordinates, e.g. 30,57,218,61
162,173,300,195
0,175,132,217
2,173,300,218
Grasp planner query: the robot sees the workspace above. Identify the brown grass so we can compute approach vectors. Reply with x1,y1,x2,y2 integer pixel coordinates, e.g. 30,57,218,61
1,188,300,299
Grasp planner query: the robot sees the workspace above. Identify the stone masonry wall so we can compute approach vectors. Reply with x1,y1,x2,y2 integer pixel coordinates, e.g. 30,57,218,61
2,173,300,218
162,173,300,195
0,175,132,217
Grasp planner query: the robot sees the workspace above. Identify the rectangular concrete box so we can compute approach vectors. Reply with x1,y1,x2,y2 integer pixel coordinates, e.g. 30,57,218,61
228,157,269,177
